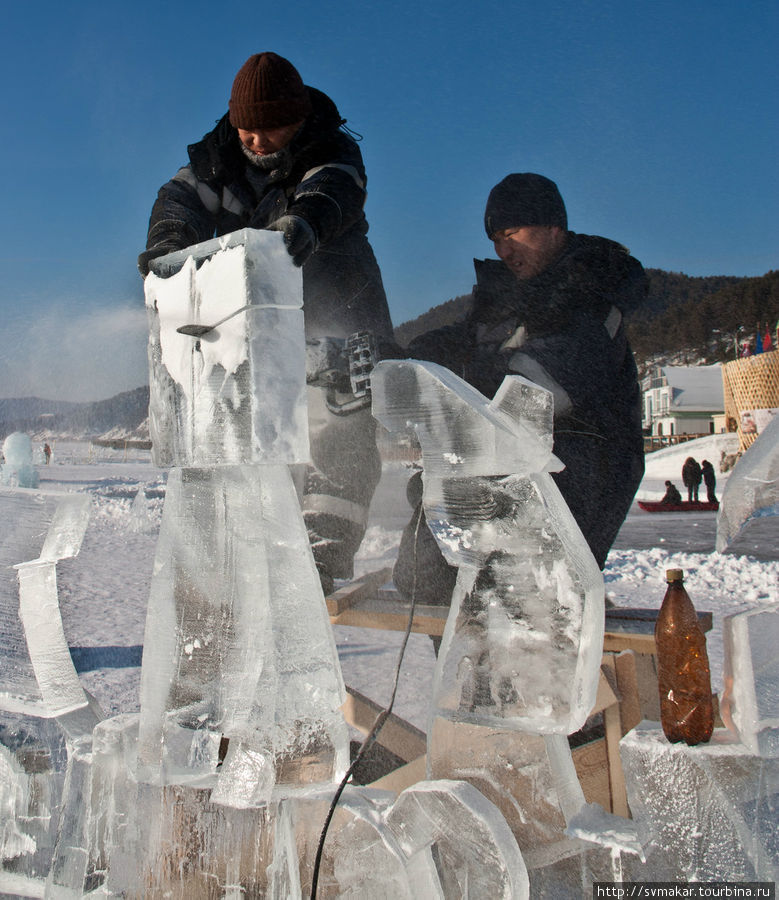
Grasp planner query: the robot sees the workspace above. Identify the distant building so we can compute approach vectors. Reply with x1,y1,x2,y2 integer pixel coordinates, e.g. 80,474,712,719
642,365,724,437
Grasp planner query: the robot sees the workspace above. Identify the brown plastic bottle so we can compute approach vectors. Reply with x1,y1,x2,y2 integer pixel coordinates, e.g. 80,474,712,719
655,568,714,745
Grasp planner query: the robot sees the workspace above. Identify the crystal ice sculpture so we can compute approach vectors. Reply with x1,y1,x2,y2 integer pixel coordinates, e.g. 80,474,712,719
371,360,605,735
144,228,309,467
716,411,779,552
0,487,95,893
385,779,529,898
721,604,779,757
137,230,346,804
0,432,39,489
0,488,94,731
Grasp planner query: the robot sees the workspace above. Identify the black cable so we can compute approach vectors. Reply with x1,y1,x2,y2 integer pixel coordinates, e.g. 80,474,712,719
310,505,423,899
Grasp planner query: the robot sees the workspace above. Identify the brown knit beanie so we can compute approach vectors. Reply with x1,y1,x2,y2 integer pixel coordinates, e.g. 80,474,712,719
228,52,312,130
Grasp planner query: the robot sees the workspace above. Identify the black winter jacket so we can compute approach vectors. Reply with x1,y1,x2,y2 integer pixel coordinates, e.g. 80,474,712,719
144,88,393,339
407,233,648,567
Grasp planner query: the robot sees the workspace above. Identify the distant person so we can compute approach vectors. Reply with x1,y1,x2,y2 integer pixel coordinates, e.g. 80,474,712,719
700,459,717,503
682,456,702,502
394,173,647,606
43,442,51,465
138,52,394,593
660,480,683,505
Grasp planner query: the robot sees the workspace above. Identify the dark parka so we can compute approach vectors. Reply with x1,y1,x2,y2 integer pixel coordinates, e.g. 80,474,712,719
144,87,393,340
406,232,648,569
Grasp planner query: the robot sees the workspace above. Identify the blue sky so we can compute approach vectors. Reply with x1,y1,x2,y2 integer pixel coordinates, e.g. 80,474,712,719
1,0,776,400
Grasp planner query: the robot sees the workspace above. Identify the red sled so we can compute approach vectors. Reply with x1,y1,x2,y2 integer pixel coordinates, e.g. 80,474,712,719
638,499,719,513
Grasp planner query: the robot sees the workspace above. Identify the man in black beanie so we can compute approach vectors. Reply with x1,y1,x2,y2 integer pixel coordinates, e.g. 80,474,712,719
394,173,646,606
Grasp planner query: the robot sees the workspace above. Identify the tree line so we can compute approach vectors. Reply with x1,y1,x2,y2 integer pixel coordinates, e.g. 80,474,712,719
394,270,779,368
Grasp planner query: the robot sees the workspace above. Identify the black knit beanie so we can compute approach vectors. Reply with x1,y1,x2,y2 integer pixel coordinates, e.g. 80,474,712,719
484,173,568,237
228,52,312,130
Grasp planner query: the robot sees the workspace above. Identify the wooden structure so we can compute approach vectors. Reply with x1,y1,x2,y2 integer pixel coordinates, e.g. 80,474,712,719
327,571,713,818
721,349,779,450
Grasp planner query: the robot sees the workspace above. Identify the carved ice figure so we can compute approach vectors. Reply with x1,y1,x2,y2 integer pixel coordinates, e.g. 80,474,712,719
0,487,95,893
721,603,779,757
371,360,604,735
716,411,779,552
138,228,347,804
1,432,39,489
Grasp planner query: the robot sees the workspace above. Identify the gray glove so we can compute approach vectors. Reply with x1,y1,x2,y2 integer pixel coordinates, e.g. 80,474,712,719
267,215,317,267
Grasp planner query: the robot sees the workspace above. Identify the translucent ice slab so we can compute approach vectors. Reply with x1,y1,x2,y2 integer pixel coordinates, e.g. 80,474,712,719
136,464,347,802
372,361,604,735
144,228,309,467
721,604,779,756
716,412,779,552
620,721,779,881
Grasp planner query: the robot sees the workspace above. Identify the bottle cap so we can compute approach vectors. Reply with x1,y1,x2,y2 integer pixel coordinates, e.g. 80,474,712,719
666,568,684,582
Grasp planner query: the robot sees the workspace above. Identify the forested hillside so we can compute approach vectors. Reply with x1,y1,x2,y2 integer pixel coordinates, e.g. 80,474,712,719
394,269,779,368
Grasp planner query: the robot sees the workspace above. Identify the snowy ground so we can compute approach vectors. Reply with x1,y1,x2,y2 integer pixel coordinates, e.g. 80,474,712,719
22,435,779,736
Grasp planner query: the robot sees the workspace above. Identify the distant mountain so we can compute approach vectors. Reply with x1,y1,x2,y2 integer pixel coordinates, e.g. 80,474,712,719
0,387,150,442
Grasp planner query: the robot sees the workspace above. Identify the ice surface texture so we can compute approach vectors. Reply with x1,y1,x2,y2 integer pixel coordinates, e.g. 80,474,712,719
137,464,347,802
716,411,779,552
721,604,779,756
621,721,779,881
371,360,604,735
144,228,309,467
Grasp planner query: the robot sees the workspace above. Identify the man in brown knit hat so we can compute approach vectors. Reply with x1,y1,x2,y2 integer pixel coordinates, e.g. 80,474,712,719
140,52,394,592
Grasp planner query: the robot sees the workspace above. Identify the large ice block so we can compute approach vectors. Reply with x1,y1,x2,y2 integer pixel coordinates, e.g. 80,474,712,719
371,361,604,735
721,604,779,756
136,464,347,802
716,411,779,552
144,228,309,467
620,721,779,881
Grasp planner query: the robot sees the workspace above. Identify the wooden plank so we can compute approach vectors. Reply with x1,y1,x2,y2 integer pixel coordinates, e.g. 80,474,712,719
331,597,448,635
572,738,612,811
603,631,657,654
633,652,661,722
600,654,629,817
370,755,427,793
614,650,642,736
326,567,393,615
342,686,427,763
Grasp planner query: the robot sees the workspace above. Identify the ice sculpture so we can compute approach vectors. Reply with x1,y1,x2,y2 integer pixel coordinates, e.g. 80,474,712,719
138,228,346,801
371,360,604,735
0,487,94,893
620,721,778,881
721,604,779,757
716,411,779,552
371,360,645,889
1,432,39,489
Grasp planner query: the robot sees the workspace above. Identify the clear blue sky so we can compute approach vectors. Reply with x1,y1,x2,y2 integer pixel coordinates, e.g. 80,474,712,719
1,0,776,400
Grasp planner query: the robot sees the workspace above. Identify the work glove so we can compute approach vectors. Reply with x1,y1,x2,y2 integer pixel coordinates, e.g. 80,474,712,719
267,215,317,267
137,243,181,278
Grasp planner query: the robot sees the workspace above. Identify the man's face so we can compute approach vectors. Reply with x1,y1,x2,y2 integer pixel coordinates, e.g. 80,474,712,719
237,121,303,157
492,225,566,280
